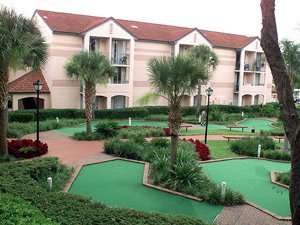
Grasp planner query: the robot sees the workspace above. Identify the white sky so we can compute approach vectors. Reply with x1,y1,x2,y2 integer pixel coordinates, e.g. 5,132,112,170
1,0,300,42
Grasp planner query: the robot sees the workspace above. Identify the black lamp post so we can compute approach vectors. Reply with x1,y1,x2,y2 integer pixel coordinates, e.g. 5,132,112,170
33,80,43,149
204,87,213,144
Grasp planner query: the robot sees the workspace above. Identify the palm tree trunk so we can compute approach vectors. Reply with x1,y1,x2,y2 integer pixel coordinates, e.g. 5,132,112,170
168,102,182,169
196,80,202,117
261,1,300,223
84,83,96,135
0,67,9,156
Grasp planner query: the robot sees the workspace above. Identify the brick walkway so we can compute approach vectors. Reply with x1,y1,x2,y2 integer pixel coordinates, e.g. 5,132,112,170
216,205,291,225
24,131,291,225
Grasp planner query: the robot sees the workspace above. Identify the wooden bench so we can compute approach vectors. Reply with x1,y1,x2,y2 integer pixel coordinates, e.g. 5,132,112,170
223,135,247,143
226,125,248,132
180,125,192,131
273,136,284,143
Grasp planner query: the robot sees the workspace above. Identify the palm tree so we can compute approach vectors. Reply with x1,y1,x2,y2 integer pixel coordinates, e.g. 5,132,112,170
0,7,48,156
280,39,300,89
65,51,115,135
147,55,207,168
189,45,218,117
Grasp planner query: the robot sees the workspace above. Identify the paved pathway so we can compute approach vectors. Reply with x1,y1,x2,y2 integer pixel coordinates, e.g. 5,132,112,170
24,131,291,225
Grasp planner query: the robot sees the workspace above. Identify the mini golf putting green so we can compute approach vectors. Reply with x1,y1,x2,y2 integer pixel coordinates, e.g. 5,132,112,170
239,119,275,132
201,158,290,217
55,121,168,135
68,160,223,222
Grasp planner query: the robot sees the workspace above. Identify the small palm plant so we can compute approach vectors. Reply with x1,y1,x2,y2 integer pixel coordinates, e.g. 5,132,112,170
65,52,115,135
139,55,208,170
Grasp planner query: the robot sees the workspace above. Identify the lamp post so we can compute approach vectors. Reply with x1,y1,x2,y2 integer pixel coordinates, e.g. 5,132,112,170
33,80,43,150
204,87,213,144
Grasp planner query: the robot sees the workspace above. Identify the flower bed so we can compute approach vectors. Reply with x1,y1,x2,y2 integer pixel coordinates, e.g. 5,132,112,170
182,138,211,161
7,139,48,158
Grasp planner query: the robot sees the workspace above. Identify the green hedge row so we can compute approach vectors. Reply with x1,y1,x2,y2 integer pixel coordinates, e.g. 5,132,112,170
8,102,280,123
0,158,206,225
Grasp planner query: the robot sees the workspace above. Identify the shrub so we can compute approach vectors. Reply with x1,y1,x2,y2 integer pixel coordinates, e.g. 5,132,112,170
276,171,290,186
209,109,224,122
144,106,170,115
260,103,280,117
163,127,170,136
71,131,102,141
262,150,291,161
205,186,244,206
0,194,58,225
182,138,211,161
95,121,120,138
150,138,170,148
104,138,143,160
145,114,168,121
119,127,165,139
8,112,34,123
151,152,170,184
7,139,48,158
8,119,85,138
167,160,203,191
230,135,276,156
95,107,149,119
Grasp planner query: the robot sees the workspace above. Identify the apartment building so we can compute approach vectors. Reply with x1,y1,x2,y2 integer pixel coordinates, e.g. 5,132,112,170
8,10,273,110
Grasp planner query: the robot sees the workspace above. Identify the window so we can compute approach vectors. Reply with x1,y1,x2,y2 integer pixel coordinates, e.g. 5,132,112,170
112,67,127,84
112,40,126,64
111,96,126,109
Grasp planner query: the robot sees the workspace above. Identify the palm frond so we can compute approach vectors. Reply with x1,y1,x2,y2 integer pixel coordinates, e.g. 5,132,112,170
136,92,160,106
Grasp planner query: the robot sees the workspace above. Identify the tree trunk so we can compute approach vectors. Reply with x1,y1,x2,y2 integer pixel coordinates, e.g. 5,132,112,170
84,83,96,135
168,102,182,170
0,67,9,156
283,134,289,151
260,1,300,224
196,80,202,118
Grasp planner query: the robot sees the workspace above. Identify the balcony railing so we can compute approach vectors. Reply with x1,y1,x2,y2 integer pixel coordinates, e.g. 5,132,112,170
111,53,130,65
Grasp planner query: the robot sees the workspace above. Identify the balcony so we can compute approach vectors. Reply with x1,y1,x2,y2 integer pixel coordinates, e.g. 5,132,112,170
234,83,239,92
111,53,130,66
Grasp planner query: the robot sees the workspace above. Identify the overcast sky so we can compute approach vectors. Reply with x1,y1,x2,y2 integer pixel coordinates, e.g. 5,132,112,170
1,0,299,42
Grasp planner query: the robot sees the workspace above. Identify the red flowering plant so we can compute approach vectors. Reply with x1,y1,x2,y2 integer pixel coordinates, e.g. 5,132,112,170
182,138,211,161
162,127,170,136
7,139,48,159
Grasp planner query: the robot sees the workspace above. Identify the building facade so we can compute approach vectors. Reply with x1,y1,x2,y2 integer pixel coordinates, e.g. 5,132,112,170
8,10,273,110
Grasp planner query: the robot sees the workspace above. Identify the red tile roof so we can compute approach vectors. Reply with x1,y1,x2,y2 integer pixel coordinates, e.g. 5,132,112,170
36,10,106,34
36,9,257,49
200,29,257,49
9,70,50,93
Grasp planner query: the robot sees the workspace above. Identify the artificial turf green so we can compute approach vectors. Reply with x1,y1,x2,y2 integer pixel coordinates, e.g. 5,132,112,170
239,119,275,132
68,160,223,222
201,159,291,217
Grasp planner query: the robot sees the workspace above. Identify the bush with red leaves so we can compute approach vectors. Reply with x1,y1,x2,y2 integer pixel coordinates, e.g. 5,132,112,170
182,138,210,161
162,127,170,137
7,139,48,159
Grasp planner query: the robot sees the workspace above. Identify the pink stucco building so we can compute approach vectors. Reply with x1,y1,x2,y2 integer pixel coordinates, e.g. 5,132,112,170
8,10,273,110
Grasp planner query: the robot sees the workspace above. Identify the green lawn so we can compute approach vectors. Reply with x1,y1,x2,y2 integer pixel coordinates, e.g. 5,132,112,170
206,140,237,159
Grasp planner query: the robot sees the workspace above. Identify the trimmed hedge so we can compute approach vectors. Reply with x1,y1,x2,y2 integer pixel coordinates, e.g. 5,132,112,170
8,112,34,123
0,158,206,225
8,103,280,123
94,107,149,119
